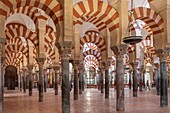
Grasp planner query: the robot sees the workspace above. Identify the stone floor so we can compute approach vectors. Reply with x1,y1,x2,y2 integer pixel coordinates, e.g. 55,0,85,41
3,88,170,113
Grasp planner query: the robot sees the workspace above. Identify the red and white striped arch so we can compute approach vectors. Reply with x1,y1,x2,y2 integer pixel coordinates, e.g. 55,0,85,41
84,55,99,68
0,0,63,27
5,23,38,46
5,52,23,67
80,34,106,52
73,0,119,32
8,6,49,25
83,49,101,61
5,44,29,58
130,7,164,35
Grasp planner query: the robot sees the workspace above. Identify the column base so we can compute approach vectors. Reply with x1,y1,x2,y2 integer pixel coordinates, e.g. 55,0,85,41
133,92,137,97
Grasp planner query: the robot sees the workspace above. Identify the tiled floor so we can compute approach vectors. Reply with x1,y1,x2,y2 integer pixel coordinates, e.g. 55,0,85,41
3,88,170,113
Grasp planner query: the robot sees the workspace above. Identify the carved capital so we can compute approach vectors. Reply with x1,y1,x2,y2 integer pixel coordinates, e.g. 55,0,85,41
37,58,45,67
73,60,79,69
130,62,138,69
103,60,111,70
56,41,72,60
111,44,128,59
155,49,168,62
27,65,33,71
22,67,28,72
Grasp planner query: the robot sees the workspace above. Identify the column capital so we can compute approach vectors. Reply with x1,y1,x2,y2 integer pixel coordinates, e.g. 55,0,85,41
111,44,128,59
37,58,46,66
103,60,111,70
130,62,138,69
56,41,72,60
73,60,79,69
155,49,169,62
22,67,28,72
53,63,60,72
27,65,33,70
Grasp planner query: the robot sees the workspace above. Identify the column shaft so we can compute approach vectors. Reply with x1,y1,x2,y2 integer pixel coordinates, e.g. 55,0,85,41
38,59,44,102
28,65,33,96
82,74,85,91
131,62,138,97
101,70,104,94
23,69,26,93
116,56,124,111
129,71,132,89
54,66,59,95
0,53,2,113
105,69,109,98
62,59,70,113
79,72,82,94
156,69,160,95
160,61,168,107
73,61,79,100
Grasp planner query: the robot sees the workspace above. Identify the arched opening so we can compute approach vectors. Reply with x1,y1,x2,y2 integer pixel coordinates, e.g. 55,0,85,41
5,65,18,90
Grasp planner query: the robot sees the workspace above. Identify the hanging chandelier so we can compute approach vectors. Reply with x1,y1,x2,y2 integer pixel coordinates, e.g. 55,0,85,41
123,0,143,45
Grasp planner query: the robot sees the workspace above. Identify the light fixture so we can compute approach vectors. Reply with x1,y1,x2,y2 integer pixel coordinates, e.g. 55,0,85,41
123,0,143,45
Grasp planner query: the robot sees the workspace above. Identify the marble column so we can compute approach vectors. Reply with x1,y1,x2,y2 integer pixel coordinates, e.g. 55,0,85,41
19,70,22,91
156,69,160,95
38,58,45,102
22,68,27,93
111,44,127,111
43,69,47,93
0,38,5,113
73,60,79,100
128,70,132,90
28,65,33,96
130,62,138,97
156,49,168,107
57,43,71,113
100,67,104,94
1,57,5,102
139,66,144,91
154,64,160,95
104,61,110,98
82,74,85,91
54,65,60,95
79,65,83,94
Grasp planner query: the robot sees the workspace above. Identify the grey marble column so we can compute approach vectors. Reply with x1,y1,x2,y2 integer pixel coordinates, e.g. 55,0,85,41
19,70,22,91
57,43,72,113
28,65,33,96
79,65,83,94
104,61,110,98
22,68,27,93
128,70,132,90
156,49,168,107
38,58,45,102
111,44,127,111
73,60,79,100
139,66,144,91
130,62,138,97
43,69,47,93
155,68,160,95
54,65,60,95
82,74,85,91
100,68,104,94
